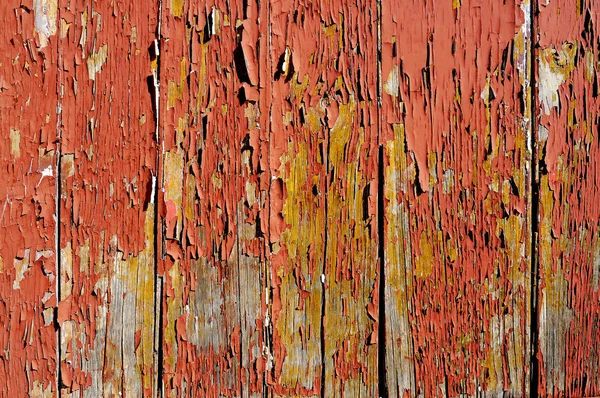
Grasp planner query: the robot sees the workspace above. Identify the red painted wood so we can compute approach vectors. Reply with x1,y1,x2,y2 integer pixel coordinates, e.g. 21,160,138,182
536,1,600,396
58,0,159,394
381,0,533,395
158,0,268,396
0,2,59,395
268,0,380,395
5,0,600,396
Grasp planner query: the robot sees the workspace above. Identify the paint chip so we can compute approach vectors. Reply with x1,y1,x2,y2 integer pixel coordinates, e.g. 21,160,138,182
34,0,58,48
385,65,400,97
87,44,108,80
10,128,20,158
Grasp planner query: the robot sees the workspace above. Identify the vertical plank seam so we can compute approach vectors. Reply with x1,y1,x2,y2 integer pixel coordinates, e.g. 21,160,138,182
320,173,328,398
320,37,331,395
153,0,164,395
377,146,387,398
264,0,274,394
375,0,387,394
529,0,541,394
256,0,273,394
55,1,64,394
264,0,273,394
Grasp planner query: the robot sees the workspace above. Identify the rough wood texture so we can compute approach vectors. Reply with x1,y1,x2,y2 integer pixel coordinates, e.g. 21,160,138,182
158,0,268,396
268,0,380,395
536,1,600,396
381,0,533,395
58,0,159,395
0,1,59,395
4,0,600,396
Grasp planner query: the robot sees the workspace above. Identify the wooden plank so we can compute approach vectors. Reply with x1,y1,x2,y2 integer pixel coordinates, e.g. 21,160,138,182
158,0,268,395
381,0,533,395
57,0,159,395
535,1,600,396
268,0,380,395
0,1,59,395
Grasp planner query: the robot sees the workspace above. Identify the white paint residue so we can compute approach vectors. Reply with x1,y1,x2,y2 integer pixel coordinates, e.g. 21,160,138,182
37,165,54,187
538,124,549,142
150,174,157,204
41,165,53,177
34,0,58,48
87,44,108,80
13,249,31,290
538,57,565,115
385,65,400,97
281,47,291,75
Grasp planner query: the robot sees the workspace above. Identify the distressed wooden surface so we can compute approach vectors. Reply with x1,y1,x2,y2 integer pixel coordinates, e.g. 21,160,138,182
0,1,59,395
58,0,159,395
3,0,600,396
381,0,533,396
269,0,380,396
158,0,267,396
535,1,600,396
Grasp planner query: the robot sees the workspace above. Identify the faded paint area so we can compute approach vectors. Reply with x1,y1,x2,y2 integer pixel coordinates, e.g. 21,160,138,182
269,1,379,395
536,1,600,396
58,0,159,396
159,0,267,396
34,0,58,48
0,2,58,395
3,0,600,396
381,0,532,395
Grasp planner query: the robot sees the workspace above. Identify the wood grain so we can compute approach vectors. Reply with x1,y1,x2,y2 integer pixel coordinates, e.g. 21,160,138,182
268,0,380,395
381,0,533,395
536,1,600,396
3,0,600,396
0,1,59,395
158,0,268,395
58,0,159,395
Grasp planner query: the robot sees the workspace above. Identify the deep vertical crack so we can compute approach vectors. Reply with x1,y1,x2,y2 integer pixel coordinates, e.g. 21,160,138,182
376,0,388,395
55,3,64,392
152,0,164,395
528,0,540,395
377,146,388,398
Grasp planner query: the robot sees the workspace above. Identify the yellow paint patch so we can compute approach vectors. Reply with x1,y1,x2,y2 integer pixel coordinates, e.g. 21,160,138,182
168,58,187,109
60,19,71,38
164,149,185,236
329,98,356,167
61,154,75,178
10,128,20,158
87,44,108,80
171,0,184,17
415,230,434,279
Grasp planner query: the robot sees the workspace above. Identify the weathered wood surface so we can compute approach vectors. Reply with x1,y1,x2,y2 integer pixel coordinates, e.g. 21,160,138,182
58,0,159,396
158,0,267,396
535,1,600,396
0,1,59,395
381,0,533,396
269,0,380,396
1,0,599,396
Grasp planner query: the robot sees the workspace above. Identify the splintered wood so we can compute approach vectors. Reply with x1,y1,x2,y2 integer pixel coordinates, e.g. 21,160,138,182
0,0,599,396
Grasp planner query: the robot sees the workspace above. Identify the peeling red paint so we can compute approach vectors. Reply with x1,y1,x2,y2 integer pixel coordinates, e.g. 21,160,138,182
3,0,600,396
536,1,600,396
269,0,379,396
0,1,58,395
58,0,159,395
381,0,533,396
159,0,267,396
